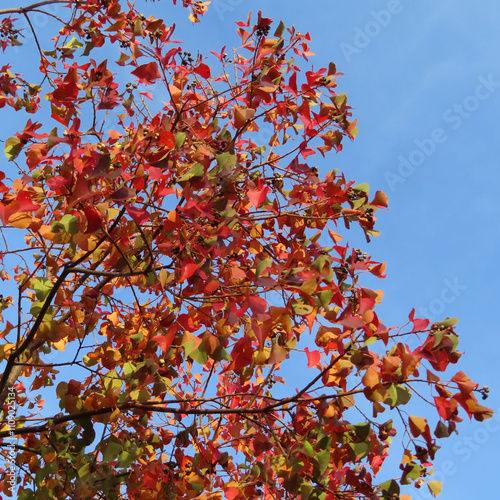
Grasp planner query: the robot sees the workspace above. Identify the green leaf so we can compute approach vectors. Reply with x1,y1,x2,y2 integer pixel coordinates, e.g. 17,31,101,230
316,433,332,451
77,462,91,479
333,93,347,106
175,132,186,148
348,441,371,460
82,425,96,445
256,258,272,277
18,490,36,500
274,20,285,37
446,333,459,352
123,362,135,377
270,455,286,469
56,382,68,399
385,383,412,407
52,214,79,235
317,290,332,308
379,479,400,497
435,317,458,328
401,462,424,484
30,301,52,319
289,458,304,472
302,440,315,457
351,197,366,210
352,182,370,193
300,484,313,500
61,37,83,49
102,436,123,462
316,449,330,475
83,41,95,56
189,342,208,364
283,473,302,495
4,136,23,160
117,450,136,468
178,162,204,182
32,277,53,301
210,345,232,362
250,463,260,478
216,152,237,172
104,370,123,392
292,302,314,316
353,422,371,441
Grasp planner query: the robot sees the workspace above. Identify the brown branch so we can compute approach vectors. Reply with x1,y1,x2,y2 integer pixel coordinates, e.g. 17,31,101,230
0,0,70,16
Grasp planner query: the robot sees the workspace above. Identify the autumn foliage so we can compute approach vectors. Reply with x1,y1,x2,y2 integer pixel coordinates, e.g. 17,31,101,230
0,1,492,499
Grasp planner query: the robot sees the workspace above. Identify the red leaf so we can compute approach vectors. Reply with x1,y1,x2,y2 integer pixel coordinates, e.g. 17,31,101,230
194,63,211,78
434,396,458,420
227,336,253,371
131,62,161,84
152,327,176,355
248,295,267,314
141,469,160,489
110,187,136,201
126,205,150,225
68,176,95,207
84,205,102,234
304,347,321,368
251,317,266,348
179,262,197,282
17,191,40,212
409,308,430,333
247,180,270,209
336,316,365,329
46,175,68,192
52,82,79,103
286,71,297,96
225,488,240,500
0,202,13,225
158,129,175,148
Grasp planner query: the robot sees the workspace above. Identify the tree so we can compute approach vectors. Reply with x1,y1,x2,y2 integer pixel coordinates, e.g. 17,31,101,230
0,1,492,498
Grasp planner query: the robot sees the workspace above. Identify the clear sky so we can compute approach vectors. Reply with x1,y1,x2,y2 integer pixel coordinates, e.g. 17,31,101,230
4,1,499,498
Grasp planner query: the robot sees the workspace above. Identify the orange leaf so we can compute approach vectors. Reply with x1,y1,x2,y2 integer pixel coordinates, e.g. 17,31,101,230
370,190,389,208
234,106,256,129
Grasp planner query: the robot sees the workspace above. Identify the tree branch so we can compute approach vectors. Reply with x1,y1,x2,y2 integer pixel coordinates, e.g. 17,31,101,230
0,0,71,16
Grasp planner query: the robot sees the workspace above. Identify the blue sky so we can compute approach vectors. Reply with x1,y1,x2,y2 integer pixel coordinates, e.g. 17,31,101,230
3,0,499,497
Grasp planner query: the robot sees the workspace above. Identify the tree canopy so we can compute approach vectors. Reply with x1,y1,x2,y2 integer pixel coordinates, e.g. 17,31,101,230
0,1,492,499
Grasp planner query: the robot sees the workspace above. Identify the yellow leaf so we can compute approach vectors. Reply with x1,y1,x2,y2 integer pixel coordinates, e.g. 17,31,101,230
300,278,318,295
52,339,66,351
427,480,442,497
